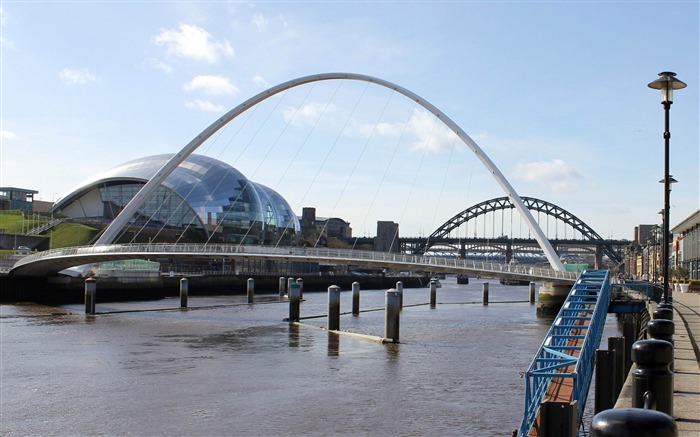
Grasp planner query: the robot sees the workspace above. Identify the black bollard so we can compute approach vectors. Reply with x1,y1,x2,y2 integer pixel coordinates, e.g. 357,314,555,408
648,319,675,344
429,279,437,308
590,407,677,437
648,319,675,371
653,307,674,321
631,339,674,416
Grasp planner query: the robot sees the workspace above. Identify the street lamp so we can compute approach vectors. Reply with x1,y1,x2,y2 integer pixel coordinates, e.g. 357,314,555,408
648,71,686,303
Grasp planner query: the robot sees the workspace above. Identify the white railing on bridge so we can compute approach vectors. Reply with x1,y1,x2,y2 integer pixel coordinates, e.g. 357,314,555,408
11,243,579,281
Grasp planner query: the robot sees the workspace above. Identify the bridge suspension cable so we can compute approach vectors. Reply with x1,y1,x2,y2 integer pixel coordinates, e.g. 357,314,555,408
93,73,566,271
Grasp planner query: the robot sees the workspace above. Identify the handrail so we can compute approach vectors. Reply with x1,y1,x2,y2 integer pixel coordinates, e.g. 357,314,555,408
517,270,610,437
10,243,580,281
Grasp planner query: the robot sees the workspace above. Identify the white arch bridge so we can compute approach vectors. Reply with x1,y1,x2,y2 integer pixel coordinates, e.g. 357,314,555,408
9,243,577,284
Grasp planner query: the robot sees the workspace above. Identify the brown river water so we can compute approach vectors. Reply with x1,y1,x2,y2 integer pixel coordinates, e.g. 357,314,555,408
0,277,620,436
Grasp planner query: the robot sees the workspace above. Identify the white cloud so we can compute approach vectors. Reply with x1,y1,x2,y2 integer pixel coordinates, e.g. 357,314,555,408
59,68,97,85
1,130,17,140
148,58,172,73
252,13,269,31
252,75,269,89
283,102,339,127
360,110,459,153
513,159,583,192
185,99,225,112
153,24,234,63
183,75,238,95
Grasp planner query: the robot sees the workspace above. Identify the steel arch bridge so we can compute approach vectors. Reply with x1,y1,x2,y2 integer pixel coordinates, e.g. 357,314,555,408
94,72,566,272
412,196,624,264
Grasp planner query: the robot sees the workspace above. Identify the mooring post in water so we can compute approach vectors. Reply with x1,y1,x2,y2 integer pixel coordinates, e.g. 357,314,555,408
590,408,677,437
289,282,301,322
608,336,626,401
328,285,341,331
384,289,400,343
595,349,614,414
429,279,437,308
482,282,489,305
247,278,254,304
529,281,536,304
395,281,403,310
287,277,295,296
296,278,304,300
352,281,360,315
631,339,674,416
540,400,577,437
180,278,188,308
84,277,96,315
279,276,286,298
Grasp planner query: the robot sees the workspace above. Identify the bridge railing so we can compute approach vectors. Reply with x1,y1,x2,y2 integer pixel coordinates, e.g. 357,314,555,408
11,243,579,281
516,270,611,437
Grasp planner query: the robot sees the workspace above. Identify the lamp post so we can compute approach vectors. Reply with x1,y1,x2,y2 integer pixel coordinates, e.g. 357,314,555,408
648,71,686,303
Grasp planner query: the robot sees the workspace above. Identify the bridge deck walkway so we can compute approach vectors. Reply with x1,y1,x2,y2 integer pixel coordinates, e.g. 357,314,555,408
517,270,609,437
527,309,594,436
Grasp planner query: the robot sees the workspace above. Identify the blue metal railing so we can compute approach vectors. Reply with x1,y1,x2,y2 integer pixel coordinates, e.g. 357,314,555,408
611,282,662,303
517,270,611,437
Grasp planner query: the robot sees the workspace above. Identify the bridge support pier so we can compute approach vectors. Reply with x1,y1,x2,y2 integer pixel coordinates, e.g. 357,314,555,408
536,282,571,318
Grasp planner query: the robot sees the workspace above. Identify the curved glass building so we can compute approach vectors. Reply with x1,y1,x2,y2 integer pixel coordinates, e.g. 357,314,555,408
52,154,300,245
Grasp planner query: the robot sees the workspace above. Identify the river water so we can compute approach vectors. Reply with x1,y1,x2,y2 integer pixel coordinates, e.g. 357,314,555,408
1,277,620,436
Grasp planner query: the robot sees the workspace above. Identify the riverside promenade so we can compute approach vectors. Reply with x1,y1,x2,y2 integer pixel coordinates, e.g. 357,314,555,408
672,292,700,435
614,292,700,435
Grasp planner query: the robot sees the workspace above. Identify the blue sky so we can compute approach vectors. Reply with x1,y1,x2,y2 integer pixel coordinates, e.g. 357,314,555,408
1,1,698,241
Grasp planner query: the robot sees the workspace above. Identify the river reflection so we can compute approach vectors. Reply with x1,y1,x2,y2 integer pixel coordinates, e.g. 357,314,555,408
0,278,620,436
